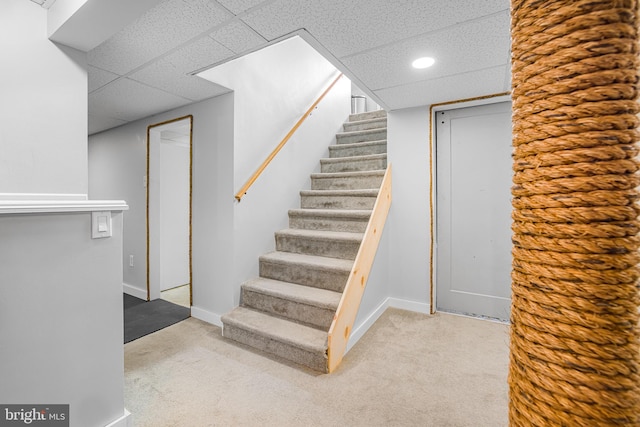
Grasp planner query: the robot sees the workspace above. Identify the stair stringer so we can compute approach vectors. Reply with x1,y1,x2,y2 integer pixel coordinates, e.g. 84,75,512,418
327,164,392,373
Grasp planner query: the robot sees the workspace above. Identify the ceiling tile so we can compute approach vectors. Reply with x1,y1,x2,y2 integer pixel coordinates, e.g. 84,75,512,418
132,70,231,101
377,66,508,110
137,36,235,76
88,114,128,135
128,36,233,100
88,0,233,75
242,0,509,58
88,66,120,93
341,12,510,90
215,0,269,14
89,78,191,122
210,20,266,54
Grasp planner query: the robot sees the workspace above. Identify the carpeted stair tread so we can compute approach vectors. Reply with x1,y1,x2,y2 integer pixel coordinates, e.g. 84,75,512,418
343,117,387,132
336,128,387,145
310,170,385,180
349,110,386,122
276,228,363,243
311,171,385,191
328,140,387,158
259,251,352,292
243,277,341,310
329,139,387,150
288,208,372,232
321,153,387,165
289,208,373,219
320,154,387,174
222,306,328,354
300,189,379,210
300,189,379,197
260,251,353,272
275,228,363,259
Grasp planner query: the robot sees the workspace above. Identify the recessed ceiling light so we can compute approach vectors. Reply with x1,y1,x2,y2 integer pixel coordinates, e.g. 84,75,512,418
412,57,435,69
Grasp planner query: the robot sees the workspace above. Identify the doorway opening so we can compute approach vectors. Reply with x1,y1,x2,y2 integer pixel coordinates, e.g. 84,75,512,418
433,100,512,321
147,115,193,309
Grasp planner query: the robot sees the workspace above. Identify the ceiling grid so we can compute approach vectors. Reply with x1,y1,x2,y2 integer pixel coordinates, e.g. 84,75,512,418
85,0,511,134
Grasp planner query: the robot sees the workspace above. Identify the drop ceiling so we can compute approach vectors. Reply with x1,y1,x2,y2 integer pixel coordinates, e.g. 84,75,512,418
86,0,511,135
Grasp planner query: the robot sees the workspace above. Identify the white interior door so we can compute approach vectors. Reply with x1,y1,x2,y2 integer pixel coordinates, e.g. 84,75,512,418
435,101,512,320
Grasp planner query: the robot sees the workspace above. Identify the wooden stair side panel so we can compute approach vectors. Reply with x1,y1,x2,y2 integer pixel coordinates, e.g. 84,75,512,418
327,164,392,373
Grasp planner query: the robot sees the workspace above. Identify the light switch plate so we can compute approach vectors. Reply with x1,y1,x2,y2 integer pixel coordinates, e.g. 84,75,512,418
92,211,112,239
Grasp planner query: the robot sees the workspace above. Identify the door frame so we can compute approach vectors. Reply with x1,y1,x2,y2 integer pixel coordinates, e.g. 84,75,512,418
429,94,510,315
146,115,193,305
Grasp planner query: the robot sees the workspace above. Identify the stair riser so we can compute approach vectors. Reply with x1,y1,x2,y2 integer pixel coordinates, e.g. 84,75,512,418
343,119,387,132
241,290,335,330
289,214,370,233
223,324,328,372
337,129,387,145
311,174,384,190
329,142,387,158
260,260,349,292
321,157,386,173
301,195,377,210
275,234,361,260
349,110,386,122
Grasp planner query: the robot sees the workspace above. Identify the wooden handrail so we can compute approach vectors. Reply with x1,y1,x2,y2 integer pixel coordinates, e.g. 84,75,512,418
234,72,344,201
327,164,392,373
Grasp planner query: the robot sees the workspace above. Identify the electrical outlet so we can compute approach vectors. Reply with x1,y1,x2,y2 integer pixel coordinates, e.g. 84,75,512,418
129,255,134,267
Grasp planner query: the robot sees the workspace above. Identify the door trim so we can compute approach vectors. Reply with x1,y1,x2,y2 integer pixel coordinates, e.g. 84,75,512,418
429,93,510,314
146,115,193,305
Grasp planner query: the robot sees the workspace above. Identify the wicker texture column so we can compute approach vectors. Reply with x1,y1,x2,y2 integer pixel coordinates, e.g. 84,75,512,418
509,0,640,425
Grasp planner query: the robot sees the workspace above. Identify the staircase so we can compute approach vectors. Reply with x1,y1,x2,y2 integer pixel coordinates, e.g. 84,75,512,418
221,109,387,373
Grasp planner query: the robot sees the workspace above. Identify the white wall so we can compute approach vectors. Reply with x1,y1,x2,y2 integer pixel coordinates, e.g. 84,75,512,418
48,0,165,52
386,106,432,307
0,211,126,427
90,37,351,321
159,139,190,291
348,109,432,346
200,36,351,304
0,0,87,195
199,36,344,191
0,3,129,426
89,94,235,318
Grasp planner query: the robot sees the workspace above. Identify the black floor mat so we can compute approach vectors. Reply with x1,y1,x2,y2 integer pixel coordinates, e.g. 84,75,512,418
123,294,190,343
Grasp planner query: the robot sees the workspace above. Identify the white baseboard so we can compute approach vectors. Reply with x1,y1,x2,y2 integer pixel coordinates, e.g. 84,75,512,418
346,297,431,353
105,409,132,427
387,297,430,314
346,298,390,352
191,305,222,328
123,283,147,300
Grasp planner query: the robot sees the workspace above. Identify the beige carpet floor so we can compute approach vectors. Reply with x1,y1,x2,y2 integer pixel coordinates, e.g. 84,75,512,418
124,308,509,427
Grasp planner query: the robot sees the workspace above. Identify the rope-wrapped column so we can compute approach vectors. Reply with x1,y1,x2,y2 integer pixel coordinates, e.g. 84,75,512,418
510,1,640,425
